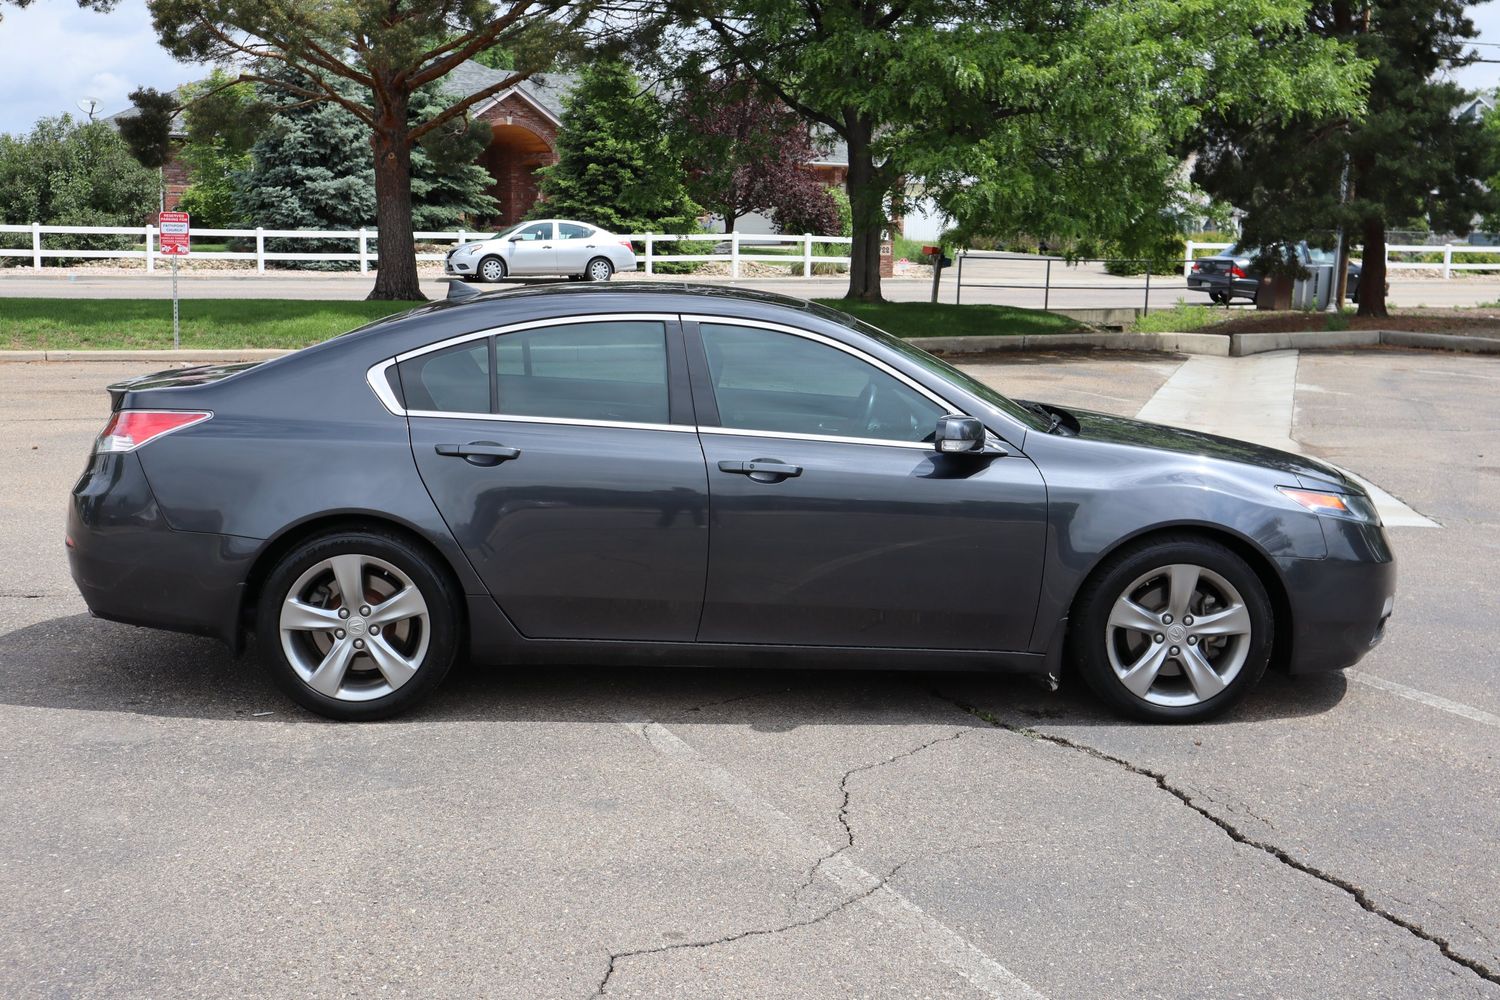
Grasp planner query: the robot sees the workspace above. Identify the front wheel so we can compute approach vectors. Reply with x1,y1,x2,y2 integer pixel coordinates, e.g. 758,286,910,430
1070,536,1273,722
585,256,614,282
256,530,462,721
478,256,506,283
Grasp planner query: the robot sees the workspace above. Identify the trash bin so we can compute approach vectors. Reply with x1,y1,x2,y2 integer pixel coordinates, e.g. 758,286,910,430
1293,264,1335,311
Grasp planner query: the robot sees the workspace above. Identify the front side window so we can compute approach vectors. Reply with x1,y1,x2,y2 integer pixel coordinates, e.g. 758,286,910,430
558,223,594,240
496,321,669,424
699,323,944,442
511,222,553,242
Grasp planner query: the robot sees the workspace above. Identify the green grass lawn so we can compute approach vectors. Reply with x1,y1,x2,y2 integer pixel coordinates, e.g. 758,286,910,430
813,299,1082,338
0,296,1077,351
0,298,414,350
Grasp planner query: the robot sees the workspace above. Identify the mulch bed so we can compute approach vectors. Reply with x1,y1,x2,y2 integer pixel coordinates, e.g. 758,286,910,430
1200,309,1500,337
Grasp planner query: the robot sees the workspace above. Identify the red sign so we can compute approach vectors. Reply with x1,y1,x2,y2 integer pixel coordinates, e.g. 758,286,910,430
158,211,190,256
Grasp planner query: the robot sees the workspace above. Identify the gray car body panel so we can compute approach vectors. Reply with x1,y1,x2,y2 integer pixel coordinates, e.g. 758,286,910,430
67,283,1395,677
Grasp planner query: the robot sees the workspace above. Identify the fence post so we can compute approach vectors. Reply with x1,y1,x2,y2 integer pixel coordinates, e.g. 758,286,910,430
359,227,369,274
145,224,155,274
730,231,741,279
31,222,41,270
1183,240,1195,278
256,228,265,274
645,233,654,275
1443,243,1452,280
803,234,813,277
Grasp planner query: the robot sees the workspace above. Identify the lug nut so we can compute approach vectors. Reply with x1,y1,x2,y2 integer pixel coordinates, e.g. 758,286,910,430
1184,615,1194,626
335,629,345,639
1162,614,1173,625
1188,636,1198,646
369,625,380,635
1170,646,1180,655
353,638,365,650
338,608,350,619
1154,633,1164,643
359,606,371,616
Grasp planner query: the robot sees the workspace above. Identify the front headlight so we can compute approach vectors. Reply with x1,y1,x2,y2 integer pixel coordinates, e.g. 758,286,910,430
1278,486,1380,523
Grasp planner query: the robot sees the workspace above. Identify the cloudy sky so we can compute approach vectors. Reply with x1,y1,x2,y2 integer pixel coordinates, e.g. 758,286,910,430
2,0,1500,136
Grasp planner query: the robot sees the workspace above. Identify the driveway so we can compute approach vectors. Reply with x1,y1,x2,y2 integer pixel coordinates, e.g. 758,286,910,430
1,350,1497,998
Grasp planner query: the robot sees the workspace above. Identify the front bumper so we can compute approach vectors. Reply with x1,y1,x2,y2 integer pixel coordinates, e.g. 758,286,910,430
1279,517,1397,673
67,452,254,646
444,251,475,275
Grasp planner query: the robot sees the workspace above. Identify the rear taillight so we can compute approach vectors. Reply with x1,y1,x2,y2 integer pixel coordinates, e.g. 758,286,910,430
620,240,634,249
95,410,211,454
1229,264,1248,279
1191,262,1201,272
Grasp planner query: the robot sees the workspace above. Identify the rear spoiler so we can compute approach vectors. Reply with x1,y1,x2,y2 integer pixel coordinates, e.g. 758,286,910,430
106,362,263,411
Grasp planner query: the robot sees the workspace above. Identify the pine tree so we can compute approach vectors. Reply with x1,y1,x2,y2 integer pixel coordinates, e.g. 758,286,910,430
534,61,700,234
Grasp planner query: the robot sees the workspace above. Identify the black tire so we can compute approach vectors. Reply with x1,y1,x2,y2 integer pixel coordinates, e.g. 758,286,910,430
584,256,614,282
1069,535,1273,723
478,255,507,283
256,529,462,721
1209,292,1228,305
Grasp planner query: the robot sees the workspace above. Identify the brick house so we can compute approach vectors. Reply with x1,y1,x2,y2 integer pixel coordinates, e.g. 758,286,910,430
114,61,851,230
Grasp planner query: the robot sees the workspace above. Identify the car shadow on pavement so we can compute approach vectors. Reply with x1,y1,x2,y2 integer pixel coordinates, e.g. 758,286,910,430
0,613,1349,728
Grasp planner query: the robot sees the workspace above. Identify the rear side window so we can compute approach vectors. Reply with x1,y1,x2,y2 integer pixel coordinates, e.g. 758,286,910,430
558,223,594,240
496,321,669,424
399,340,492,413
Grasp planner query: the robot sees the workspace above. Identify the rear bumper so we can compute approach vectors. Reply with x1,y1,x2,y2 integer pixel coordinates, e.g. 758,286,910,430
1279,519,1397,673
67,453,254,645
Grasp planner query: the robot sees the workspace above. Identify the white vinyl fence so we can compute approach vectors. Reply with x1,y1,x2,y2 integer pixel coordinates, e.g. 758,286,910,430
1183,240,1500,279
0,223,852,278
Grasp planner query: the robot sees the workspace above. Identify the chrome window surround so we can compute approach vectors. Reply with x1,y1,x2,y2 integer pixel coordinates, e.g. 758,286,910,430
365,311,984,451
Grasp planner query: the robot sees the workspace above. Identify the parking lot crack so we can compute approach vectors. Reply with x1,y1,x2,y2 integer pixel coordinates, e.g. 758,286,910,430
931,691,1500,988
792,729,970,903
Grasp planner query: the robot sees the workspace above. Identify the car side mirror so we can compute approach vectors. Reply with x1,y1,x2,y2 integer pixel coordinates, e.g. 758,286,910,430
934,414,987,454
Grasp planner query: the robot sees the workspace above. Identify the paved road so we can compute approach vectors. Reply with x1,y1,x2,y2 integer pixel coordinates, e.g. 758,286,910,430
3,267,1498,310
1,350,1497,998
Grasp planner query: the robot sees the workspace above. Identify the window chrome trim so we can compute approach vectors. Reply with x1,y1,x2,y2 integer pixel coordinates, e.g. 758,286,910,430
403,409,692,434
392,312,680,364
696,425,935,451
367,358,404,415
683,314,961,415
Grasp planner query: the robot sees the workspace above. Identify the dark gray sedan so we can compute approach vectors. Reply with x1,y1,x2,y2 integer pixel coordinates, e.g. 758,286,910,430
67,284,1395,722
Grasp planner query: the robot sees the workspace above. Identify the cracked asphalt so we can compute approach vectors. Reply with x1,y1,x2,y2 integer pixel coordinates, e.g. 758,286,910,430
1,351,1497,999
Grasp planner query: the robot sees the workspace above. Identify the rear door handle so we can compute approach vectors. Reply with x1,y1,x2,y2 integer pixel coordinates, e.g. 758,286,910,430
436,441,521,466
718,459,803,480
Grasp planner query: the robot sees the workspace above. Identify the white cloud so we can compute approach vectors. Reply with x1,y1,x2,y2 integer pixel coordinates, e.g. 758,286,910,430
0,0,205,135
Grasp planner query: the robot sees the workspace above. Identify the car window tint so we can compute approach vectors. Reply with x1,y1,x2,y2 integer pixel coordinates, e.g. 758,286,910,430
699,323,943,442
513,222,552,242
558,223,594,240
399,340,492,414
495,322,669,424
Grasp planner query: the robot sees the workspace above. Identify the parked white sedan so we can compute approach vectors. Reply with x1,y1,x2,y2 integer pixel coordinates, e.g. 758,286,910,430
444,220,638,283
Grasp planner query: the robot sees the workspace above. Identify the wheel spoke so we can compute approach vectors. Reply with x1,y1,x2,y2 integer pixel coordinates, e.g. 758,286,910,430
1109,597,1161,636
1167,564,1201,619
1192,603,1251,637
367,586,426,626
330,554,365,608
1177,644,1227,701
307,639,356,697
365,634,418,690
281,598,343,633
1119,642,1171,698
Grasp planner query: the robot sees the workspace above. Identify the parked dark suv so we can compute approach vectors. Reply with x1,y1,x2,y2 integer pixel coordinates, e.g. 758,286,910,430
1188,242,1363,305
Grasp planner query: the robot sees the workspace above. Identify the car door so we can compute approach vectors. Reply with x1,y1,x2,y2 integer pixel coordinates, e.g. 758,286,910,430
554,222,597,274
505,221,557,275
400,316,707,641
687,317,1049,651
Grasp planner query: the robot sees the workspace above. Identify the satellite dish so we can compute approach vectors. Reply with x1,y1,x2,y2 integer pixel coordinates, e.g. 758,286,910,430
77,97,101,121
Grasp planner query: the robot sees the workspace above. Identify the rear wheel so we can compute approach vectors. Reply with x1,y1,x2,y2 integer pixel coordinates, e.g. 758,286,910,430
256,530,461,721
1071,536,1272,722
585,256,614,282
478,256,506,283
1209,292,1229,305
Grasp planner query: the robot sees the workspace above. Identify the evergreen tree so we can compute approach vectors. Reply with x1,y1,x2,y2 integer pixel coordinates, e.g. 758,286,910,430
534,61,700,234
1192,0,1500,316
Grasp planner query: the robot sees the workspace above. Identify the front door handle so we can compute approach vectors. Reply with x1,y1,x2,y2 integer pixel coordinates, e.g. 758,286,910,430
718,459,803,481
436,441,521,467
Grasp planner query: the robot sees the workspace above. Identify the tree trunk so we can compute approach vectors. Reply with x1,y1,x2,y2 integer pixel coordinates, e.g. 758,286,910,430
1356,215,1388,318
844,119,883,302
368,87,424,302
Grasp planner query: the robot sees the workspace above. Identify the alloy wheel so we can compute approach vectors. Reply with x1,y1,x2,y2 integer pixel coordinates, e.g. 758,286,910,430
480,258,505,282
278,553,431,702
587,258,612,281
1104,562,1253,707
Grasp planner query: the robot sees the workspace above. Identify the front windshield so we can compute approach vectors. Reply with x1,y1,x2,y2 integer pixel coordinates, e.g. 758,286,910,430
805,302,1051,432
486,222,527,240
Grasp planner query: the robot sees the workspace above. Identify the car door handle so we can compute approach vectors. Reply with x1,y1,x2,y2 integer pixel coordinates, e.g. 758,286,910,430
436,442,521,466
718,459,802,479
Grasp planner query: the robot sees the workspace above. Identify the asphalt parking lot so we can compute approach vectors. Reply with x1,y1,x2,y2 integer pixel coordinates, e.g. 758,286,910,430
1,349,1497,999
